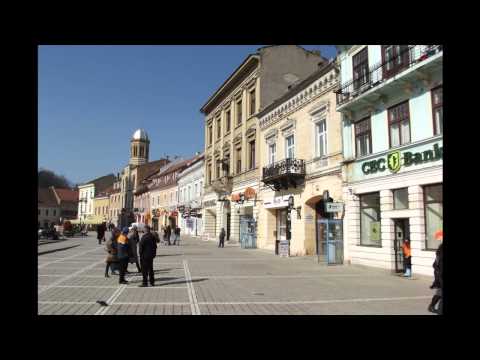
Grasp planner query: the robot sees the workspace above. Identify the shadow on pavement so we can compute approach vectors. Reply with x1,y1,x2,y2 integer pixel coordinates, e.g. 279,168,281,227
128,277,208,286
38,245,81,256
38,238,71,246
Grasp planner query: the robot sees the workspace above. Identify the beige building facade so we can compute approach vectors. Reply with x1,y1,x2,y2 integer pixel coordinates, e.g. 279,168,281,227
200,45,327,245
257,61,343,257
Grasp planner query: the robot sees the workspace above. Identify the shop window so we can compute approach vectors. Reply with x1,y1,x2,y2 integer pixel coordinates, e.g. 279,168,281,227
388,101,410,148
360,193,381,247
393,188,409,210
355,117,372,157
431,86,443,135
424,184,443,250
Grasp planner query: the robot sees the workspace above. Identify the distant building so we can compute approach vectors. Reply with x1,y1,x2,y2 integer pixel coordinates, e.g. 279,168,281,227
38,188,60,228
50,187,79,221
76,173,116,225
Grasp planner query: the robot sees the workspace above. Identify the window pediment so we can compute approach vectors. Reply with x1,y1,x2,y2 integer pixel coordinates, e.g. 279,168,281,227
280,118,296,137
246,126,256,139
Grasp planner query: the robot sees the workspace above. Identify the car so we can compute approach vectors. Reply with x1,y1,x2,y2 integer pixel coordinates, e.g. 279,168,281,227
129,222,146,233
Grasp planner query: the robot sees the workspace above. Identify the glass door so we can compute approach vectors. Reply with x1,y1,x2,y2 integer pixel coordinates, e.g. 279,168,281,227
277,209,287,241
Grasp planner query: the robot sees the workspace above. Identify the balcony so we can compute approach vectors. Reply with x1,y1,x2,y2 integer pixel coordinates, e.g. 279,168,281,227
209,175,233,195
336,45,442,111
262,158,305,191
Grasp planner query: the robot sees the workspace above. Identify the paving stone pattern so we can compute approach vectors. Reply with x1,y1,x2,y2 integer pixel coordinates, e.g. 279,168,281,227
37,232,434,315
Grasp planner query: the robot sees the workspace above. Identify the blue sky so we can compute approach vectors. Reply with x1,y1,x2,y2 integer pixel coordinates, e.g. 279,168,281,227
38,45,337,185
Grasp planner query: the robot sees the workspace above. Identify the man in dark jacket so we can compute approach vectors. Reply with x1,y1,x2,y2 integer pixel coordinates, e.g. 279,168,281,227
428,243,443,314
138,225,157,287
97,223,106,245
218,228,226,248
127,226,142,273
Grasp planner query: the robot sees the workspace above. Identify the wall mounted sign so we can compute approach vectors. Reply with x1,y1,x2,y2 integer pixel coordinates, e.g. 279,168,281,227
361,143,443,175
326,202,344,213
204,200,217,208
244,187,256,199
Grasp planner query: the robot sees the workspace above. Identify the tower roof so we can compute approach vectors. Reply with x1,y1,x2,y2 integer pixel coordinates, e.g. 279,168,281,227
132,129,148,141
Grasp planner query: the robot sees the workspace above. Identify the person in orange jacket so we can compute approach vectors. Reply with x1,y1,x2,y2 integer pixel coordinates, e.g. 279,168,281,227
402,239,412,277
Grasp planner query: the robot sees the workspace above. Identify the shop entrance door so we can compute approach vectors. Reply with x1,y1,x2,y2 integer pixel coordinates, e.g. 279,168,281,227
275,209,288,255
239,216,257,249
393,219,409,273
316,219,343,265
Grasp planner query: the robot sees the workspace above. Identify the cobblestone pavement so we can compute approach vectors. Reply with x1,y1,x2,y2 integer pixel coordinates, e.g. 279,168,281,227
38,233,435,315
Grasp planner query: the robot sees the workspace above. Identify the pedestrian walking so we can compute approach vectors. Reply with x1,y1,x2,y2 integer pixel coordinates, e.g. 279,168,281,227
97,222,106,245
166,225,172,246
402,238,412,277
104,228,120,277
428,242,443,314
174,226,181,245
116,227,131,284
127,225,142,273
218,228,225,248
138,225,157,287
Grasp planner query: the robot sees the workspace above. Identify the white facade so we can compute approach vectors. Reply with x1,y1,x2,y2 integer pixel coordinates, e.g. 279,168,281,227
77,183,95,221
177,156,204,237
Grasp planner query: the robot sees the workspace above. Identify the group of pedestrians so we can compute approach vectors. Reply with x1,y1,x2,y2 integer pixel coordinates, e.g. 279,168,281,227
104,225,159,287
161,225,181,245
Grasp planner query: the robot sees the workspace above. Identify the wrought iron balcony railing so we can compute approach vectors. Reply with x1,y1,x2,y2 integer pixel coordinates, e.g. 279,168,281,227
262,158,306,182
335,45,442,107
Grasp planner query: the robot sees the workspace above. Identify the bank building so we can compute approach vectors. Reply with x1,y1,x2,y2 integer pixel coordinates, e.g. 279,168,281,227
336,45,443,276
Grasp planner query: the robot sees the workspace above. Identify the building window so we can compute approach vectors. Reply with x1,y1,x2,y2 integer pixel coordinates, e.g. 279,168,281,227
195,183,198,196
432,86,443,135
139,146,144,157
46,209,49,216
226,110,231,133
382,45,410,79
360,193,381,247
268,143,276,165
352,47,369,90
355,117,372,157
216,161,221,179
249,88,256,116
207,164,212,185
236,148,242,174
315,119,327,158
388,101,410,148
236,99,242,125
424,184,443,250
200,181,203,195
249,140,256,170
393,188,409,210
38,209,41,215
208,125,213,145
286,135,295,159
217,117,221,139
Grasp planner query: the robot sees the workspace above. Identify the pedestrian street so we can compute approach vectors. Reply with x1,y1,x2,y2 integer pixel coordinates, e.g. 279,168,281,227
38,233,435,315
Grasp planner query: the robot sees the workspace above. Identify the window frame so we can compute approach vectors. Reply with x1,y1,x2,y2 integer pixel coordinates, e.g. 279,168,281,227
315,118,328,158
225,110,231,133
393,188,409,210
268,142,276,165
285,134,295,159
216,116,222,140
236,99,242,126
381,45,410,79
249,87,256,116
352,47,369,90
359,192,382,247
355,117,372,158
431,85,443,136
208,125,213,145
388,100,411,148
236,147,242,174
423,183,443,251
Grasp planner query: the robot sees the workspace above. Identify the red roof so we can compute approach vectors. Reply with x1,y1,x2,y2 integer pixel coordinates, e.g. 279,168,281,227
54,188,79,202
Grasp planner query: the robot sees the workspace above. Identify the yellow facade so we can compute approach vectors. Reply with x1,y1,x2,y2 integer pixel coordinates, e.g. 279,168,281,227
257,64,343,256
93,196,110,223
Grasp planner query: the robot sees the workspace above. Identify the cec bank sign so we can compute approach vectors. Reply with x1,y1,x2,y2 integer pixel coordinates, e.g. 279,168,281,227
361,143,443,175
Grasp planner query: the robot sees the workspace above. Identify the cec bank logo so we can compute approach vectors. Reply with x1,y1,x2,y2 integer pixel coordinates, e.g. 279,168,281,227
387,151,401,173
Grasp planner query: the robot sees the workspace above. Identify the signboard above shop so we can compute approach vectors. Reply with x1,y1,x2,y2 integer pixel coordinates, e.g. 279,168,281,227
326,202,344,213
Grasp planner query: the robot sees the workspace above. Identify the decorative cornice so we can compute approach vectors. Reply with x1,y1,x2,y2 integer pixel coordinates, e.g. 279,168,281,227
245,126,256,138
264,128,278,140
233,133,243,144
259,69,339,130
